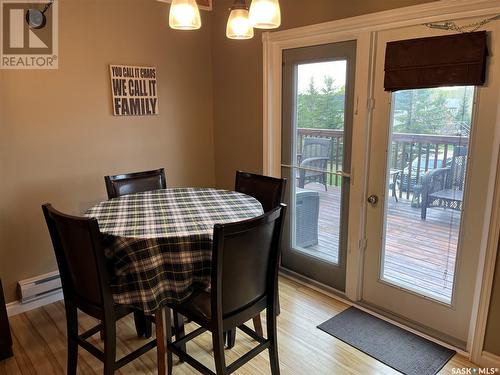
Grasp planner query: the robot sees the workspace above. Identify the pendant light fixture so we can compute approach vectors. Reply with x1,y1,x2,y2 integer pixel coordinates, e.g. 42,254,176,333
226,0,254,40
169,0,201,30
249,0,281,29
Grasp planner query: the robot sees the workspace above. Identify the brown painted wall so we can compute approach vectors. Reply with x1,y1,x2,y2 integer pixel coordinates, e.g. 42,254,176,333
0,0,215,302
211,0,437,189
484,245,500,355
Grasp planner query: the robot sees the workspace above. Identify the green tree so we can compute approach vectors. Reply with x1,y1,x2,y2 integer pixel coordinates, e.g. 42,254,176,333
297,77,320,129
297,75,345,129
451,86,473,136
392,87,473,135
298,78,473,135
393,89,453,134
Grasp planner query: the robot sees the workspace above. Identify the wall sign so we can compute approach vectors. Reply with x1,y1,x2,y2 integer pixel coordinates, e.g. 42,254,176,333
109,64,158,116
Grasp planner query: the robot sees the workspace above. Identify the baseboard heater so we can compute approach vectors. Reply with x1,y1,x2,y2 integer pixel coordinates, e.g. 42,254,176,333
18,271,62,304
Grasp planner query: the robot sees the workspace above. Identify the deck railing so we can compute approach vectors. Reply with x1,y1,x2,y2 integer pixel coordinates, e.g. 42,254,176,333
297,128,469,196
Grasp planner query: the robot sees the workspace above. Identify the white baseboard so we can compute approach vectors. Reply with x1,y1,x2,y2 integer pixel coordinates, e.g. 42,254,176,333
6,290,64,317
478,351,500,369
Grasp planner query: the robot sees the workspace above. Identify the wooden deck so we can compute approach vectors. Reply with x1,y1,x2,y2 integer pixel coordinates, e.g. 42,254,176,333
295,183,460,302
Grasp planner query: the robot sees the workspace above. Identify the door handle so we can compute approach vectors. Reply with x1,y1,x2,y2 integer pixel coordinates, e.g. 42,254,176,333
367,195,379,206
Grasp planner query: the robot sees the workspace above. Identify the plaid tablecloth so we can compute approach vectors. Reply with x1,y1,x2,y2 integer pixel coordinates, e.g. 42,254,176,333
85,188,263,314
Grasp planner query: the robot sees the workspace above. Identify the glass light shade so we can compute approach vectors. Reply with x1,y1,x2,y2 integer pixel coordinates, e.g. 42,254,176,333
226,8,254,40
249,0,281,29
169,0,201,30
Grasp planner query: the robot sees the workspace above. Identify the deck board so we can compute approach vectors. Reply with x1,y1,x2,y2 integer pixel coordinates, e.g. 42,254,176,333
293,183,460,302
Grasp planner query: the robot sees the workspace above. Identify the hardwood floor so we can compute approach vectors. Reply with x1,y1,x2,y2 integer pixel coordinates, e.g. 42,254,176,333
0,277,475,374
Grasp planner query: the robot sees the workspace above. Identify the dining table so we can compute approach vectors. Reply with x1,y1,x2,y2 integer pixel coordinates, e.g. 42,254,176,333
85,187,264,315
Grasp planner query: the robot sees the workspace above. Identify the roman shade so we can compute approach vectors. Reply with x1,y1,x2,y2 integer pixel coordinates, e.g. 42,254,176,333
384,31,488,91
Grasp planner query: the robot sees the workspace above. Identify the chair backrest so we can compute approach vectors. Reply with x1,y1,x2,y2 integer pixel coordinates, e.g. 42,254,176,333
234,171,287,212
104,168,166,199
302,137,332,159
42,204,112,316
449,146,468,190
211,205,286,318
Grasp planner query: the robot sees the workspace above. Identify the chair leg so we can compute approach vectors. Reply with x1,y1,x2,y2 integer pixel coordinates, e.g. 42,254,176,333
103,319,117,375
100,322,105,341
267,309,280,375
164,309,173,375
298,170,305,189
212,329,227,375
225,329,236,349
133,311,146,338
173,312,186,357
276,290,281,316
155,309,166,375
252,314,264,337
144,317,153,339
276,258,281,317
66,306,78,375
223,300,269,348
421,205,427,220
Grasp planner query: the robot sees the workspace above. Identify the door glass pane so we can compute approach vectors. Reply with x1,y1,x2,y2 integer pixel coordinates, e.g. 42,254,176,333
381,86,474,303
292,60,347,264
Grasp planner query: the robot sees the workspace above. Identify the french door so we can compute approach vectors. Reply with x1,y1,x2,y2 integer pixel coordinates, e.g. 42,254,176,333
362,24,500,346
280,41,356,291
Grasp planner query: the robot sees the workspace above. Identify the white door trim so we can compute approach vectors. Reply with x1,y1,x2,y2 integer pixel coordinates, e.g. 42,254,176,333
262,0,500,362
469,106,500,361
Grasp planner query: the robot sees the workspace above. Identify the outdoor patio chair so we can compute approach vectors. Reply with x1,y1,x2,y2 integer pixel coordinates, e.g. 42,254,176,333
298,137,332,191
389,169,401,202
295,188,319,248
421,146,467,220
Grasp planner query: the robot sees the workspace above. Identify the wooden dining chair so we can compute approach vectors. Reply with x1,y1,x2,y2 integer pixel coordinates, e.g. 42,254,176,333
42,204,165,375
232,171,287,347
104,168,167,338
0,279,13,360
235,171,287,212
105,168,167,199
165,204,286,375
